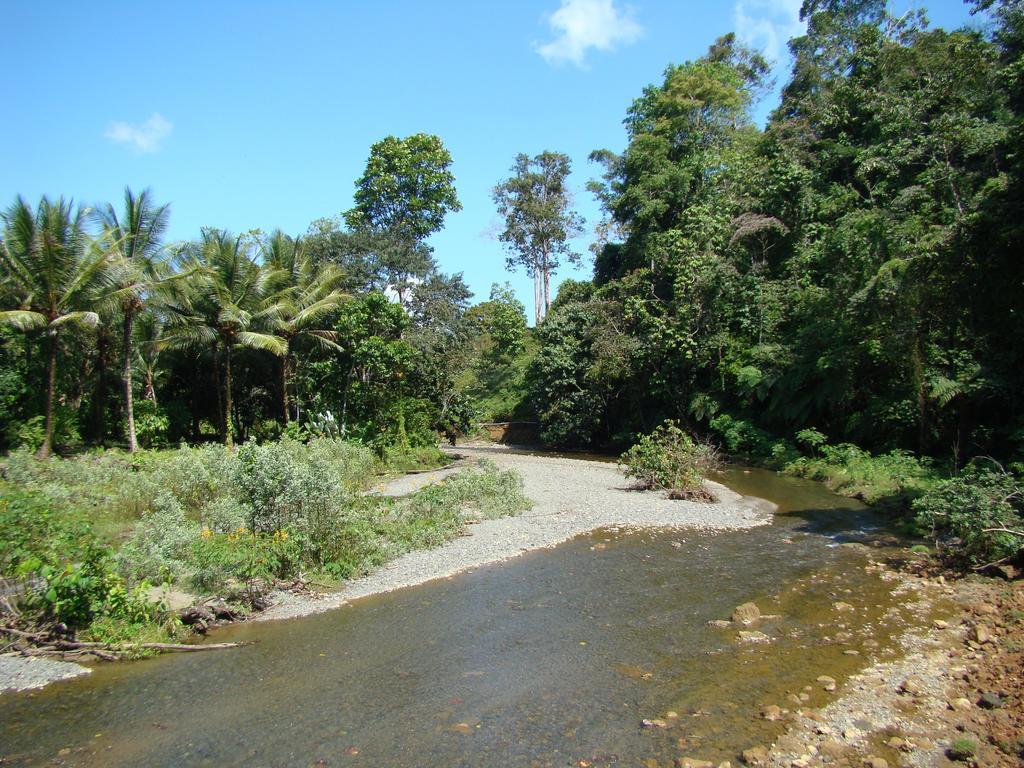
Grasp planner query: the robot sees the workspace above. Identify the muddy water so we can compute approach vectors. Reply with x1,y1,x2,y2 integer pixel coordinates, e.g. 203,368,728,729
0,470,916,767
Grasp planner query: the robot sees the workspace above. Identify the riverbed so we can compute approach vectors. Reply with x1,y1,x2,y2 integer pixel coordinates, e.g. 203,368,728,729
0,468,916,767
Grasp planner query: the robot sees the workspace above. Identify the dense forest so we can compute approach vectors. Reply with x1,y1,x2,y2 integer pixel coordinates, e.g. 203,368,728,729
2,0,1022,473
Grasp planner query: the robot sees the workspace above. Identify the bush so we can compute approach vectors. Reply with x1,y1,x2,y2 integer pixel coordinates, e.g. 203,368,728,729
913,460,1023,568
133,400,169,448
784,440,934,507
708,414,773,458
947,737,977,762
620,421,720,501
0,484,157,629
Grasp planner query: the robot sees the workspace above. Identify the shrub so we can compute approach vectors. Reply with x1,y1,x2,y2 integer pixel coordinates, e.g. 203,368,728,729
0,484,157,629
133,400,169,448
913,460,1023,568
947,737,977,762
620,421,720,501
708,414,772,458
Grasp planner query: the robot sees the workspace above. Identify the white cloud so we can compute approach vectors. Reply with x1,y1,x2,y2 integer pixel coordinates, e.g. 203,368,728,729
104,113,173,154
536,0,643,67
734,0,805,67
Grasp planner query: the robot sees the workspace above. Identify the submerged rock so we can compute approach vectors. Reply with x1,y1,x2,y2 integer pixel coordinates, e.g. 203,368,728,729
732,602,762,625
738,631,771,643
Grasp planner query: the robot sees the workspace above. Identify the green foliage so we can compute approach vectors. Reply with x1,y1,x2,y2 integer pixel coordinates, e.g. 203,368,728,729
620,421,720,501
947,737,977,762
133,400,169,448
0,484,158,630
784,441,935,506
913,461,1023,568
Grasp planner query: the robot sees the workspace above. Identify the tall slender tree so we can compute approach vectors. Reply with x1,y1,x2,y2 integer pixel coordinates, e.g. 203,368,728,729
93,187,172,452
492,152,584,324
0,196,119,457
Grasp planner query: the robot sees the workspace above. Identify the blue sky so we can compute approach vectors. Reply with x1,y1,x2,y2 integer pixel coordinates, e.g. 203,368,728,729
3,1,979,316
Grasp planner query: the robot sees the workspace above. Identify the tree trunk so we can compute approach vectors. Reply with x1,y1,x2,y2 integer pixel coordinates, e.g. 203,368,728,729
280,353,290,424
123,310,138,452
543,268,551,320
224,344,234,447
93,329,109,445
144,369,157,406
213,347,225,443
190,355,201,443
37,329,58,459
533,272,542,326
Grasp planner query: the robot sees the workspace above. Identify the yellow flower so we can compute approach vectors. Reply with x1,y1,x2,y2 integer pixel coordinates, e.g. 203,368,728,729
201,527,213,539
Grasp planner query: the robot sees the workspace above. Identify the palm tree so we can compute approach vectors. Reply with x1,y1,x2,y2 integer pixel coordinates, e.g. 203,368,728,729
134,310,165,406
261,230,346,423
92,187,171,452
0,196,120,457
164,229,285,446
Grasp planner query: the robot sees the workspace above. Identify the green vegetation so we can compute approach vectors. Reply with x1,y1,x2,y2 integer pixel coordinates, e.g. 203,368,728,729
913,461,1024,568
0,441,528,643
947,737,978,762
619,421,720,501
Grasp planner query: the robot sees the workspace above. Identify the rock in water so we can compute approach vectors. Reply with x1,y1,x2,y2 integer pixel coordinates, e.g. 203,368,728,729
731,602,761,625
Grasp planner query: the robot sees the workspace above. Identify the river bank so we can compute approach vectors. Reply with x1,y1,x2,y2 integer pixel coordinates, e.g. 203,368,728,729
719,558,1023,768
257,444,776,621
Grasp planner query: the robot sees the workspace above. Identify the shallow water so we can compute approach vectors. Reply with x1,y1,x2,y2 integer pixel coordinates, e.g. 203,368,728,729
0,469,915,767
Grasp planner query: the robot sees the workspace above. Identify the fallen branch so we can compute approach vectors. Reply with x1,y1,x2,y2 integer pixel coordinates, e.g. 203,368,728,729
1,625,245,659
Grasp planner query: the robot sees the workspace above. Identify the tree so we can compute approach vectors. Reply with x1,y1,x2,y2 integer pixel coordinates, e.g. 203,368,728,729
345,134,461,303
492,151,584,324
92,187,172,452
164,229,285,446
261,230,346,423
0,196,119,457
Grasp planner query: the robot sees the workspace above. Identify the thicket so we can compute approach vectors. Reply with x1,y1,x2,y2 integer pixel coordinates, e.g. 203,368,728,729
0,441,530,637
527,3,1024,469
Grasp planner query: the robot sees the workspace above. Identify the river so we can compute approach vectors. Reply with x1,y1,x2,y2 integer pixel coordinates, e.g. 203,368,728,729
0,468,915,767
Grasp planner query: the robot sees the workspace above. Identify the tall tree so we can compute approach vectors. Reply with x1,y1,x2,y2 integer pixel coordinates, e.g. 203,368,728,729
0,196,119,457
345,133,462,303
261,230,346,423
164,230,285,446
92,187,171,452
492,151,584,324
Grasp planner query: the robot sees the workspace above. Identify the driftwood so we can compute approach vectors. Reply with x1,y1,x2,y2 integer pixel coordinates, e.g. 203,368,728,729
0,625,245,661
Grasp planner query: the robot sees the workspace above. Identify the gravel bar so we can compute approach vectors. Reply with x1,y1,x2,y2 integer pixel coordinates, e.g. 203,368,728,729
258,445,775,621
0,654,90,694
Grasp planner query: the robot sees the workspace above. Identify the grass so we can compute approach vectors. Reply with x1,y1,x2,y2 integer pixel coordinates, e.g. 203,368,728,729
782,442,939,512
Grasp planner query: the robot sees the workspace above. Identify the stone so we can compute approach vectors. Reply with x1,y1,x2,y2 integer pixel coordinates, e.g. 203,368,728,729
817,675,837,691
708,620,733,629
932,619,949,629
760,705,784,721
897,678,922,696
741,746,769,766
775,735,804,754
819,741,846,759
978,691,1004,709
732,602,762,625
949,697,973,711
738,631,771,643
843,650,860,656
833,602,855,612
641,718,668,728
864,758,888,768
675,759,713,768
972,625,992,644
